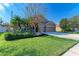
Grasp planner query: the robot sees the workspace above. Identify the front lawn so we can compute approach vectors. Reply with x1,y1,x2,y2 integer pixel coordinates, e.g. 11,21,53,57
0,34,78,56
0,32,3,35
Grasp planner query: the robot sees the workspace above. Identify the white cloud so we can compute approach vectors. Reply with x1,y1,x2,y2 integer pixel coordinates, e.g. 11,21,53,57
0,3,13,12
3,3,10,7
0,4,5,11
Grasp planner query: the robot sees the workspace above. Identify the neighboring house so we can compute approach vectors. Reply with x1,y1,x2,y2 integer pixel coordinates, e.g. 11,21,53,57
0,23,12,32
74,28,79,32
56,24,62,32
29,15,56,33
0,24,6,32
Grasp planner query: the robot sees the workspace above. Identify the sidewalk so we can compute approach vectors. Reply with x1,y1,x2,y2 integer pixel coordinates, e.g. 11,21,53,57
63,43,79,56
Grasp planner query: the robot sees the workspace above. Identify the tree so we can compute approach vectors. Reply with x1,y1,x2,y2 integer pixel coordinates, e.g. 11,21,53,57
70,16,79,30
10,16,22,32
59,18,73,32
24,4,47,33
25,4,47,17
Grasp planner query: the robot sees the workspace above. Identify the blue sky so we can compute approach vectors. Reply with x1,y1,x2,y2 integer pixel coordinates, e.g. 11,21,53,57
0,3,79,24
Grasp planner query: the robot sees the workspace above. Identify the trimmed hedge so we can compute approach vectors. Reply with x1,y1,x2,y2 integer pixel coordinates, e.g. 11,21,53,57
4,32,35,41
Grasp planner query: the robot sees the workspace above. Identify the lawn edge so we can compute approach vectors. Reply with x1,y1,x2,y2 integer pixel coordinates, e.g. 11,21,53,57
59,42,78,56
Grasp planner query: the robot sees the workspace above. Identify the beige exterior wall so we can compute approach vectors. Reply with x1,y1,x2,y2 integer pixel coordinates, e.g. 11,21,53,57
38,22,55,32
46,22,55,32
46,27,55,32
38,23,44,32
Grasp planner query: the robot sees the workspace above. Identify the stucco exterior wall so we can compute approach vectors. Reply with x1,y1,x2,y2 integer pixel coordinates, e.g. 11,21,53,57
38,23,45,32
38,22,55,32
56,25,62,32
46,22,55,32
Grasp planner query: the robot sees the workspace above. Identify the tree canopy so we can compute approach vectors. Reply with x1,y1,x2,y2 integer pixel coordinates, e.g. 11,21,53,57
59,18,73,32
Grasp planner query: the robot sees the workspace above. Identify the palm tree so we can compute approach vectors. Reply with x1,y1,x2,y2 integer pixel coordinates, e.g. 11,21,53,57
10,15,22,32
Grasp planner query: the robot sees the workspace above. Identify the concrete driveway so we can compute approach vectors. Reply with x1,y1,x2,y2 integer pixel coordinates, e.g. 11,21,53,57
44,32,79,40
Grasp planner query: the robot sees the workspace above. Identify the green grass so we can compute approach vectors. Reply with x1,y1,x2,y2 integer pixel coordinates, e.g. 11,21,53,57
0,32,3,35
0,33,78,56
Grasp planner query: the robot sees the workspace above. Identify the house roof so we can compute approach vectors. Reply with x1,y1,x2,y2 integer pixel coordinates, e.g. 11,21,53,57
28,14,55,25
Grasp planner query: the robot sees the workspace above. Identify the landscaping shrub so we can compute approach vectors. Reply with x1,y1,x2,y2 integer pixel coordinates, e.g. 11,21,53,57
4,32,35,41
